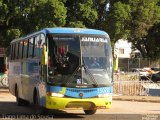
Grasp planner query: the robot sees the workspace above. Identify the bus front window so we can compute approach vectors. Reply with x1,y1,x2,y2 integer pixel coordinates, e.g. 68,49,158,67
81,36,113,86
47,35,80,86
47,35,113,87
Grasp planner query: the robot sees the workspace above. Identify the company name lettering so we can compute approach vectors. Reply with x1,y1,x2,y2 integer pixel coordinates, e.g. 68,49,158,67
82,37,108,42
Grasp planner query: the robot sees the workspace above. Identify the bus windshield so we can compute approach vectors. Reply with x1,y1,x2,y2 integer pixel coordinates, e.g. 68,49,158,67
47,34,112,87
81,36,113,86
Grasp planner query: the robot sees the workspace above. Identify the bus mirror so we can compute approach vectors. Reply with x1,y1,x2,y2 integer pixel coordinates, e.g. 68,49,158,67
41,44,48,65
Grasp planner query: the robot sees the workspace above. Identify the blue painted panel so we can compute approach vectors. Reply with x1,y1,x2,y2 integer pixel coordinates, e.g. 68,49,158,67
12,28,109,43
43,28,108,35
47,86,112,98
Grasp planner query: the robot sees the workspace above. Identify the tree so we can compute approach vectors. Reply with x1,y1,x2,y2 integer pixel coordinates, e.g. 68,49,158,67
145,23,160,59
65,0,98,28
0,0,67,47
92,0,109,30
106,0,160,58
28,0,67,32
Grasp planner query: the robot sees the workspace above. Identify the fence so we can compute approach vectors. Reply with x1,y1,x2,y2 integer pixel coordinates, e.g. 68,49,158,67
118,58,160,72
0,73,8,88
113,81,148,96
113,73,160,96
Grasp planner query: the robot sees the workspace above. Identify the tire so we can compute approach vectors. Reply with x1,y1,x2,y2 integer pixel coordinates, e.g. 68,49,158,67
33,90,48,114
15,87,24,106
84,110,97,115
151,76,157,83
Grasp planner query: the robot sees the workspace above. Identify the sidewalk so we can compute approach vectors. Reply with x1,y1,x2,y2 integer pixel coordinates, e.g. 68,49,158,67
0,88,9,93
113,95,160,103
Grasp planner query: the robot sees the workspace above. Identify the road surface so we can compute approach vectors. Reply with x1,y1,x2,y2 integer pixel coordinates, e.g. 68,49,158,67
0,92,160,120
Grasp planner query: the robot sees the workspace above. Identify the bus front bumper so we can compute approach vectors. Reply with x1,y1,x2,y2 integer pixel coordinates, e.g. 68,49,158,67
46,96,112,110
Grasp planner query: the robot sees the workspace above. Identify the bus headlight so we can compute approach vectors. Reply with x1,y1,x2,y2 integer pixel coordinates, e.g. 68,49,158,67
47,92,64,97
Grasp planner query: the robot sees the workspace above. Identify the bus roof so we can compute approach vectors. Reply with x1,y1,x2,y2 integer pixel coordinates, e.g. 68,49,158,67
11,28,109,43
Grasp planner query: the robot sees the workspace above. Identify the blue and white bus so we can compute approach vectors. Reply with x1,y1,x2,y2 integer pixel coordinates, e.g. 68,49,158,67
8,28,113,114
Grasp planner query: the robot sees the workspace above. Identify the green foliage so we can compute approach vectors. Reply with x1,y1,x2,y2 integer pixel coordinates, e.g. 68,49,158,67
106,0,160,59
0,0,160,60
29,0,67,31
65,0,98,28
106,2,131,42
68,21,86,28
92,0,108,30
6,29,21,39
145,23,160,59
79,0,98,24
0,1,7,25
0,0,67,47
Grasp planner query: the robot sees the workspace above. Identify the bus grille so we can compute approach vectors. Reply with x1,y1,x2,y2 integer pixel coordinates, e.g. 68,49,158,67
67,88,96,93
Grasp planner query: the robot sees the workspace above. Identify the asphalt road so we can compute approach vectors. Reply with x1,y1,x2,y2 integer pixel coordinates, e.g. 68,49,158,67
0,92,160,120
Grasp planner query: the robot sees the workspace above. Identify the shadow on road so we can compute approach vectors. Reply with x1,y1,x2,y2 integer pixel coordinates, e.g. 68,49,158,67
0,101,160,120
0,101,85,119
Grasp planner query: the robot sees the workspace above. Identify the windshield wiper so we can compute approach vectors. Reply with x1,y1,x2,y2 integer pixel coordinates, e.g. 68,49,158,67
82,63,99,87
64,64,99,87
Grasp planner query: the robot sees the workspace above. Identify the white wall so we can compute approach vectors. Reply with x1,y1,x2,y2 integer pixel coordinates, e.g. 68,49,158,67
114,39,132,58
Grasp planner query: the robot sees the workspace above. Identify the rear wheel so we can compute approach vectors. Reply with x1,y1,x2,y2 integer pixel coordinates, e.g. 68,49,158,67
84,110,97,115
15,87,26,106
34,91,39,105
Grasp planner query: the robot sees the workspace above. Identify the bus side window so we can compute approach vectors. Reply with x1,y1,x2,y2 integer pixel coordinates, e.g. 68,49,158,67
39,34,46,59
26,39,29,58
32,37,35,58
13,43,16,60
28,38,34,58
16,42,20,59
23,40,28,58
14,43,17,59
34,36,40,58
10,44,13,60
34,34,45,58
19,41,23,59
21,41,24,59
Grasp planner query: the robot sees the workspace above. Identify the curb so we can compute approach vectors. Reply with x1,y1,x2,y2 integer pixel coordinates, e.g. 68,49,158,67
0,88,9,93
113,97,160,103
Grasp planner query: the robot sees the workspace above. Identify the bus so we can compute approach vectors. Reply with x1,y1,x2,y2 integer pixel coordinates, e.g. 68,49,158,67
8,28,113,114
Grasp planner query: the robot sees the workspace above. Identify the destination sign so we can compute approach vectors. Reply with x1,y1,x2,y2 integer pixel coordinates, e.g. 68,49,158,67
81,37,108,42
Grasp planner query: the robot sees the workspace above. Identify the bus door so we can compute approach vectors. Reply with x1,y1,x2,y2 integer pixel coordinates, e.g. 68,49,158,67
36,36,47,106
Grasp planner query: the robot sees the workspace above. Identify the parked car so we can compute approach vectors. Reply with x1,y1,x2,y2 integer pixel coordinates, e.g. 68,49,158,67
151,71,160,83
131,68,151,80
151,67,160,72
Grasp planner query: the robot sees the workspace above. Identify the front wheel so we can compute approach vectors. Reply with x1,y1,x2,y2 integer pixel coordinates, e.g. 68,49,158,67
84,110,97,115
34,91,48,114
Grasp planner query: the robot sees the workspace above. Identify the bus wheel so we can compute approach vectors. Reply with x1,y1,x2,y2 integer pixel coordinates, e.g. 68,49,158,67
33,91,48,114
15,87,24,106
33,91,39,106
84,110,97,115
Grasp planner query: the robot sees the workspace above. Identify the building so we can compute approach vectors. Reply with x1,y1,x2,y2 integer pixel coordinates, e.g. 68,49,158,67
114,39,132,71
114,39,132,58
